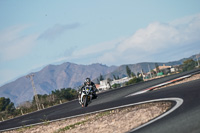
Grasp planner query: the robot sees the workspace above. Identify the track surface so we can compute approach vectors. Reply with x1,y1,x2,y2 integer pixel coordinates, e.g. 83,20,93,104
0,69,200,133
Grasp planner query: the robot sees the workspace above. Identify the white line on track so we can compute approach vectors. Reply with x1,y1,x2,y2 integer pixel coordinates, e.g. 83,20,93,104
0,97,183,132
126,90,149,96
126,74,192,97
129,97,183,132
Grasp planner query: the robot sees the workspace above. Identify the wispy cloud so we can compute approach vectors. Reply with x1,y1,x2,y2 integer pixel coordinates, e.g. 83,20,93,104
96,13,200,65
73,38,125,57
0,25,39,61
53,38,125,64
54,13,200,65
39,23,80,40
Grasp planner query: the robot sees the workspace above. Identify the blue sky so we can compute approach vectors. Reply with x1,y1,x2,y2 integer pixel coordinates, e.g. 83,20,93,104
0,0,200,86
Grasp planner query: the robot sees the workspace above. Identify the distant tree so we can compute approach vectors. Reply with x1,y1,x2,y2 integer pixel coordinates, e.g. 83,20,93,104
126,66,131,77
0,97,10,111
0,97,15,113
97,78,100,84
113,75,117,80
151,69,156,77
112,83,121,89
6,102,15,113
125,77,143,85
131,72,136,77
182,59,196,72
155,63,160,73
100,74,104,81
137,72,141,77
0,88,80,120
18,101,32,108
107,78,112,89
51,88,78,102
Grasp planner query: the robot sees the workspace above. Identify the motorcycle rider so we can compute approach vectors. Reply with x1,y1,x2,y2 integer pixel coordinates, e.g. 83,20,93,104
79,78,97,104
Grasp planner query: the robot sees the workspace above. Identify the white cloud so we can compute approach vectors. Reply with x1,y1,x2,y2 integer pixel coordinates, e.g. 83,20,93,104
73,38,125,57
39,23,80,40
96,13,200,65
53,38,125,64
0,25,39,61
53,13,200,66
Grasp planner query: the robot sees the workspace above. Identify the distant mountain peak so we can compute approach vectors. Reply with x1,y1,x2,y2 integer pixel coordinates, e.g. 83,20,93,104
0,62,117,105
0,53,199,105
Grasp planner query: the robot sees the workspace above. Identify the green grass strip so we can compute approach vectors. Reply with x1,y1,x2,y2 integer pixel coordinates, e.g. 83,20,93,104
55,110,111,133
55,119,88,133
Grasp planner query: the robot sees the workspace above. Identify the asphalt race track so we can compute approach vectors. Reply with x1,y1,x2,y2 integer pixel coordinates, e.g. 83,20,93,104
0,68,200,133
129,79,200,133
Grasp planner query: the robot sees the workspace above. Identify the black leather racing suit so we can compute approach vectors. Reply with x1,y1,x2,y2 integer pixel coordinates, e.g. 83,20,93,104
80,81,97,98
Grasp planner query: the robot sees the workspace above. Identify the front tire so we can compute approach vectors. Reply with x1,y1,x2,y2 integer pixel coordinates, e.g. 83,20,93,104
83,96,88,107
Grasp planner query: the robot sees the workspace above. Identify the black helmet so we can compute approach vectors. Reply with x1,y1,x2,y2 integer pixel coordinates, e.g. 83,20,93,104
85,78,91,85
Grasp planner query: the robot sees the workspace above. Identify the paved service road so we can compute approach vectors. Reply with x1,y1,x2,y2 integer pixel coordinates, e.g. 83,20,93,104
0,69,200,132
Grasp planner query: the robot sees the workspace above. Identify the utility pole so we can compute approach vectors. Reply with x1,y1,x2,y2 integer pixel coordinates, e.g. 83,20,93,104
196,54,200,67
141,69,144,81
26,74,41,110
148,64,152,79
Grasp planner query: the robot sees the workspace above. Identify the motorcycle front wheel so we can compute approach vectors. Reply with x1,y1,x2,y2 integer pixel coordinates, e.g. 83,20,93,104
83,95,88,107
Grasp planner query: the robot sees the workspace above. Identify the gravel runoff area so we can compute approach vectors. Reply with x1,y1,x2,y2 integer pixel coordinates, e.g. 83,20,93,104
4,73,200,133
4,102,171,133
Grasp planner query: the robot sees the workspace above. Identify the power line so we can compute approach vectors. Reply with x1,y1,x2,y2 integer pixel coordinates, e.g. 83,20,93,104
26,74,41,110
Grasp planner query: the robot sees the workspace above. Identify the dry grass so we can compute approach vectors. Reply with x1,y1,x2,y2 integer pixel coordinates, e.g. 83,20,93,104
5,102,171,133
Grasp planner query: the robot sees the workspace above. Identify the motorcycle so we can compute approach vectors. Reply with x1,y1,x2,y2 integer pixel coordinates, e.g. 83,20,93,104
79,85,93,107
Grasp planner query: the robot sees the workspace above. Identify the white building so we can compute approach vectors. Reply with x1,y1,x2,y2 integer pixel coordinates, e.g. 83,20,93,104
111,77,132,86
97,77,133,91
98,79,111,91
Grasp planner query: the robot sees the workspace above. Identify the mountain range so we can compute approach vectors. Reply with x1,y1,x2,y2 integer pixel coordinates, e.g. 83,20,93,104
0,63,117,105
94,54,200,81
0,54,199,105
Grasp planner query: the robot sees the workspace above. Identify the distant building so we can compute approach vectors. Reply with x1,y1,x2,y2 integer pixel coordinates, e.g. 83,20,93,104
153,64,171,75
97,77,132,91
170,68,176,73
97,79,111,91
111,77,132,86
153,64,171,71
170,65,179,73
